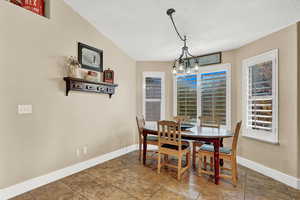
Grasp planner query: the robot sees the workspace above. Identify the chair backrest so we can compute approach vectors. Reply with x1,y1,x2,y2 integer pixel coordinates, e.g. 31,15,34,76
173,116,189,124
231,121,242,155
157,120,182,149
136,116,145,136
199,116,220,128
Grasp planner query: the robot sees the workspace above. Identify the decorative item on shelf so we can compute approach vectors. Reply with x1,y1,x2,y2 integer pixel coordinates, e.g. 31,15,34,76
78,42,103,72
10,0,45,16
85,70,100,83
103,68,114,83
67,56,81,79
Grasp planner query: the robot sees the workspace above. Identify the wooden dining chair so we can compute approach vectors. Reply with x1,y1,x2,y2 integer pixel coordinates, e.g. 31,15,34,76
173,115,189,124
192,116,221,168
157,120,191,180
136,116,158,161
198,121,242,186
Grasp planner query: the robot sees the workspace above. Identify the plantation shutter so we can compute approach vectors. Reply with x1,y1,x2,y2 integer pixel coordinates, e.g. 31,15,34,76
145,77,162,121
176,74,197,122
247,61,273,132
200,71,227,124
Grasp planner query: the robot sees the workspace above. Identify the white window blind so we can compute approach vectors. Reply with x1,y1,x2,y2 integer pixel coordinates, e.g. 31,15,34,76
200,71,227,125
176,74,197,122
145,77,162,121
243,49,278,143
248,61,273,132
143,72,165,125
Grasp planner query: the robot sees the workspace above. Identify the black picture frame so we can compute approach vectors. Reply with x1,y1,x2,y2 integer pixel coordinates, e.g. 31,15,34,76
78,42,103,72
184,52,222,66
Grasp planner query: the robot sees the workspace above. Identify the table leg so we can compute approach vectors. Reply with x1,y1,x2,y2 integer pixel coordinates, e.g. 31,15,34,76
220,138,224,167
143,133,148,165
213,139,220,185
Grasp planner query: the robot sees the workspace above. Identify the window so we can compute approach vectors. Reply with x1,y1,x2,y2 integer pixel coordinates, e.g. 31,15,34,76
200,71,227,125
176,74,197,123
174,64,231,128
143,72,165,126
242,49,278,143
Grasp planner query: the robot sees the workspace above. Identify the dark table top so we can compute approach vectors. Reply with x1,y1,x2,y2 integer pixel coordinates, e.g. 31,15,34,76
143,124,234,140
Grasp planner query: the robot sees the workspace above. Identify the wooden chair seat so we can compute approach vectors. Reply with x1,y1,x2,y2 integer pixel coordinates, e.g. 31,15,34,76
161,143,190,151
147,135,158,141
199,144,232,154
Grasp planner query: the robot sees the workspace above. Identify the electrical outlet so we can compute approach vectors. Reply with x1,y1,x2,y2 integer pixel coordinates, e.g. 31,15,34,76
83,146,88,155
76,148,81,157
18,105,33,114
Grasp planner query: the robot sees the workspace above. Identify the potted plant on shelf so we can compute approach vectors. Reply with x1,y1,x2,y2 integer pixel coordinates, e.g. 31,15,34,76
67,56,81,79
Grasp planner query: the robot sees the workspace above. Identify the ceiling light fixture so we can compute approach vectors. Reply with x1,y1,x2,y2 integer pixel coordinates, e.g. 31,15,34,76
167,8,199,74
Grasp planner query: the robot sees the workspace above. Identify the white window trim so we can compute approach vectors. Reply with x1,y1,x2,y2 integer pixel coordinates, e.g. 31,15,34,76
143,72,165,126
242,49,278,144
173,63,231,130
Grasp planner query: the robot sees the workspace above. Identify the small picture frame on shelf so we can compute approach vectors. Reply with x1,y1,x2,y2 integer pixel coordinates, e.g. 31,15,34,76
103,68,114,83
78,42,103,72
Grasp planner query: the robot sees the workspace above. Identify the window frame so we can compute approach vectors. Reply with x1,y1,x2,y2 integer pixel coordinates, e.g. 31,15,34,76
242,49,278,144
143,72,165,126
173,63,231,130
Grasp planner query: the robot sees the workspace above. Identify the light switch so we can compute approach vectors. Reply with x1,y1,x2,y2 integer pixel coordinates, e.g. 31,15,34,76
18,105,33,114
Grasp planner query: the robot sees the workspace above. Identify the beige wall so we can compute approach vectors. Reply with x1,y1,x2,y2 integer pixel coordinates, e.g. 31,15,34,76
0,0,136,188
298,22,300,179
235,24,298,177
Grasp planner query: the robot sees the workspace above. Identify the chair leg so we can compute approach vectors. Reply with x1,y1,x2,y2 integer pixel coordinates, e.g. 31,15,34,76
177,155,182,180
164,154,169,169
232,157,238,186
186,151,190,168
210,157,214,171
203,156,207,170
198,153,202,174
157,152,161,174
164,154,169,161
192,142,196,168
138,139,142,161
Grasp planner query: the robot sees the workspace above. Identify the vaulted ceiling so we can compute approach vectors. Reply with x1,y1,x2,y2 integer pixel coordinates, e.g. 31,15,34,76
65,0,300,61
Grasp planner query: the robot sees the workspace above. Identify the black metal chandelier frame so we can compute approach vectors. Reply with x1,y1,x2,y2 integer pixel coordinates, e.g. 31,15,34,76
166,8,199,74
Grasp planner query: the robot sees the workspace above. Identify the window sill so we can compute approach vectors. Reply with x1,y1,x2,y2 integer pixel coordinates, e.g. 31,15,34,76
242,134,279,145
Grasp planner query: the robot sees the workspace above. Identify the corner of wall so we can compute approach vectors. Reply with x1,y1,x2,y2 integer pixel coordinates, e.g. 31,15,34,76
297,22,300,179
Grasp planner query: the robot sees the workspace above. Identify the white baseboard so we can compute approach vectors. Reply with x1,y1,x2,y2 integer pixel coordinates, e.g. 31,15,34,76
237,156,300,190
0,144,138,200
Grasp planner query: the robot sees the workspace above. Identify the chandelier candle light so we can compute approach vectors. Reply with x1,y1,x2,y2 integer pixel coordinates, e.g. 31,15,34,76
167,8,200,74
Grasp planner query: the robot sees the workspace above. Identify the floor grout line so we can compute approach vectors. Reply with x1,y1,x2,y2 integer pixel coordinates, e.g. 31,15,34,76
243,168,248,200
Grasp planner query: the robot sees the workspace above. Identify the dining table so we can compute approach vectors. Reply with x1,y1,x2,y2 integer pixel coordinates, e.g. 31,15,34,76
142,124,234,185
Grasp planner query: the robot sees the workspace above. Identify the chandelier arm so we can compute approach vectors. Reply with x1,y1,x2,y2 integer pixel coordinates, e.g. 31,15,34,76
178,47,185,61
167,9,186,42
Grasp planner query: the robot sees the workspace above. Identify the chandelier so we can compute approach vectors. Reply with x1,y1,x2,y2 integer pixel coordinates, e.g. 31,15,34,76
166,8,199,74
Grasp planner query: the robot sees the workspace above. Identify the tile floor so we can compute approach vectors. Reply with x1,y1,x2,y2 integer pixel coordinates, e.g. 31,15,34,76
11,151,300,200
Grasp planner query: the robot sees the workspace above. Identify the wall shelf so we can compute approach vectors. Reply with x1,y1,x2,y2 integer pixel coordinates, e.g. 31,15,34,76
63,77,118,98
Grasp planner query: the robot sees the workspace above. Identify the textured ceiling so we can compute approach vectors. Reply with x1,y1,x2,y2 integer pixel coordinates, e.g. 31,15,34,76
65,0,300,61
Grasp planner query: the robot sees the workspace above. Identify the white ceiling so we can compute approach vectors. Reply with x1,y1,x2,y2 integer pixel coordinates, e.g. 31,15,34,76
65,0,300,61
